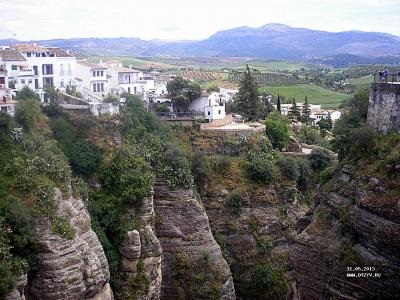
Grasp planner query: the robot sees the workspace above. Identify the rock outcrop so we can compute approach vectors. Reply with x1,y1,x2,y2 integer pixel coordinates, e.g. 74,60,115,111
5,274,28,300
290,165,400,299
202,182,306,299
114,195,162,299
27,189,113,300
153,180,236,300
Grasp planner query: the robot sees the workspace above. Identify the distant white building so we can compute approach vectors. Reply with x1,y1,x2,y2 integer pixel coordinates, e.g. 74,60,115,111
205,92,226,122
101,60,143,95
0,98,17,117
0,44,77,102
276,102,341,124
76,61,109,98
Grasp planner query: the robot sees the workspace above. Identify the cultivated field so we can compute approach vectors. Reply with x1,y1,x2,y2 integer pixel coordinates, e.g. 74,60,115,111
260,84,350,108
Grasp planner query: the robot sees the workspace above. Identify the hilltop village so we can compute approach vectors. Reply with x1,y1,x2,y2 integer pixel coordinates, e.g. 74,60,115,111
0,43,340,130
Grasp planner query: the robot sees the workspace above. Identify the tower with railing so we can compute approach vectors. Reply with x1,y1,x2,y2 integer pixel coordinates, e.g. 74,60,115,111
367,72,400,133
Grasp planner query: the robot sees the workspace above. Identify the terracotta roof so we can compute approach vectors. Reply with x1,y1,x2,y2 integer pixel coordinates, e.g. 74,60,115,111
47,47,72,57
13,44,47,52
0,50,26,61
77,60,107,69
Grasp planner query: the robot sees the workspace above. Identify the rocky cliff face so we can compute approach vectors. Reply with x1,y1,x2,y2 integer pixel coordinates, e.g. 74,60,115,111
290,164,400,299
114,194,162,299
202,181,306,299
27,188,113,300
153,180,236,300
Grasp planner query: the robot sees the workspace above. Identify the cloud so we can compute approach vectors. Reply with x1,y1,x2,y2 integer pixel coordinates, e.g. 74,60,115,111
0,0,399,40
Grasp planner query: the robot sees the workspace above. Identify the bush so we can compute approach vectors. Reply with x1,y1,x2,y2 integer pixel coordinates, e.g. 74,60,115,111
320,166,335,184
277,157,299,181
15,99,42,131
297,159,312,189
265,112,290,150
225,192,244,215
51,216,75,240
310,148,332,170
299,126,324,145
348,125,377,156
249,262,288,299
192,149,208,187
15,86,40,101
213,156,231,173
0,262,15,297
161,143,193,188
69,140,101,175
248,157,276,184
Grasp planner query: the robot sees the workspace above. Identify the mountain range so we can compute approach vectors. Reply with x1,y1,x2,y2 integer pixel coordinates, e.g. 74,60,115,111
1,24,400,64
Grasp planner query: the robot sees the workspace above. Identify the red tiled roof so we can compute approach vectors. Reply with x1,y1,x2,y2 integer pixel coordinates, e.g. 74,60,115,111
0,50,26,61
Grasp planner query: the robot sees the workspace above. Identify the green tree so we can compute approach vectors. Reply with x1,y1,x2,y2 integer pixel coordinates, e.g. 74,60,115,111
301,96,311,124
15,99,42,131
277,94,281,113
289,98,300,122
166,77,201,112
206,85,220,93
15,86,40,101
235,65,262,121
265,112,290,150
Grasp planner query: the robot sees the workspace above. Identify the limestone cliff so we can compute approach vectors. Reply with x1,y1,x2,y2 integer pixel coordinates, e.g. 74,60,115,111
153,180,236,300
290,165,400,299
27,188,113,300
114,195,162,299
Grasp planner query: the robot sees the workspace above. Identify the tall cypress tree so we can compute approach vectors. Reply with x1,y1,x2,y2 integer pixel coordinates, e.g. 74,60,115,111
302,96,311,124
235,65,262,121
277,94,281,113
290,97,300,122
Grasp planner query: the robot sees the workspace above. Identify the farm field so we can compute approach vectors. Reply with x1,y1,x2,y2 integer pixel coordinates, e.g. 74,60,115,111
347,75,373,90
260,84,350,108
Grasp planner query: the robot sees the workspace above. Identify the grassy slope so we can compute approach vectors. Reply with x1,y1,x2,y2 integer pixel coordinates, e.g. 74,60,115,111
348,75,374,90
260,84,350,108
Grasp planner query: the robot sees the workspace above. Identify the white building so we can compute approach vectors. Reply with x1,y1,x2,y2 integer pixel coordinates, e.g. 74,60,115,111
276,102,341,124
0,44,77,102
12,44,76,101
76,61,109,98
205,92,226,122
101,60,143,95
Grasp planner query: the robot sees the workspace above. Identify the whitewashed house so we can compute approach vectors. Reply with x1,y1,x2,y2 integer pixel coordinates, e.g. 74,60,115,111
103,63,143,95
205,92,226,122
76,61,109,99
12,44,76,101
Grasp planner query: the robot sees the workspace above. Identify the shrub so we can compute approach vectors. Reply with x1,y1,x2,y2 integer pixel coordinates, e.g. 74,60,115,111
299,126,324,145
310,148,332,170
69,140,101,175
100,147,154,207
297,159,312,189
248,157,276,184
15,99,42,131
192,149,208,187
213,156,231,173
161,143,193,188
51,216,75,240
348,125,377,156
277,157,299,181
225,192,244,215
15,86,40,101
0,262,15,297
249,262,288,299
265,112,290,150
320,166,335,184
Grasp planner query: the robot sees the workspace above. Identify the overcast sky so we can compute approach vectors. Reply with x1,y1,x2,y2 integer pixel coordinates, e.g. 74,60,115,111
1,0,400,41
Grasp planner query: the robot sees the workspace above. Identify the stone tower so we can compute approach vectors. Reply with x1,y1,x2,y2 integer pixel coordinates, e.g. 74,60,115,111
367,82,400,133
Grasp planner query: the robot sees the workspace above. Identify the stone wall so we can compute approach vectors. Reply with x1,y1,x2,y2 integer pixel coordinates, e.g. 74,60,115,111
367,83,400,133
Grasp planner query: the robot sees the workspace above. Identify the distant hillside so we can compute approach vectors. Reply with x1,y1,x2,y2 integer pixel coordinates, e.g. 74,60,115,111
1,23,400,64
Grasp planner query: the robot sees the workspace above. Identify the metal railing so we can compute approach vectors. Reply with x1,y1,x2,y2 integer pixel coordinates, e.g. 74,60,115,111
374,72,400,83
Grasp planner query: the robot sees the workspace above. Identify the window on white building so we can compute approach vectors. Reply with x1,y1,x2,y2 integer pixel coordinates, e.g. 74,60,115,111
42,64,53,75
218,110,221,114
93,83,97,92
27,53,31,57
36,53,40,57
207,111,211,115
96,71,100,77
100,83,104,92
28,79,32,84
21,79,25,84
100,71,104,77
67,64,72,75
93,71,96,77
60,64,64,76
